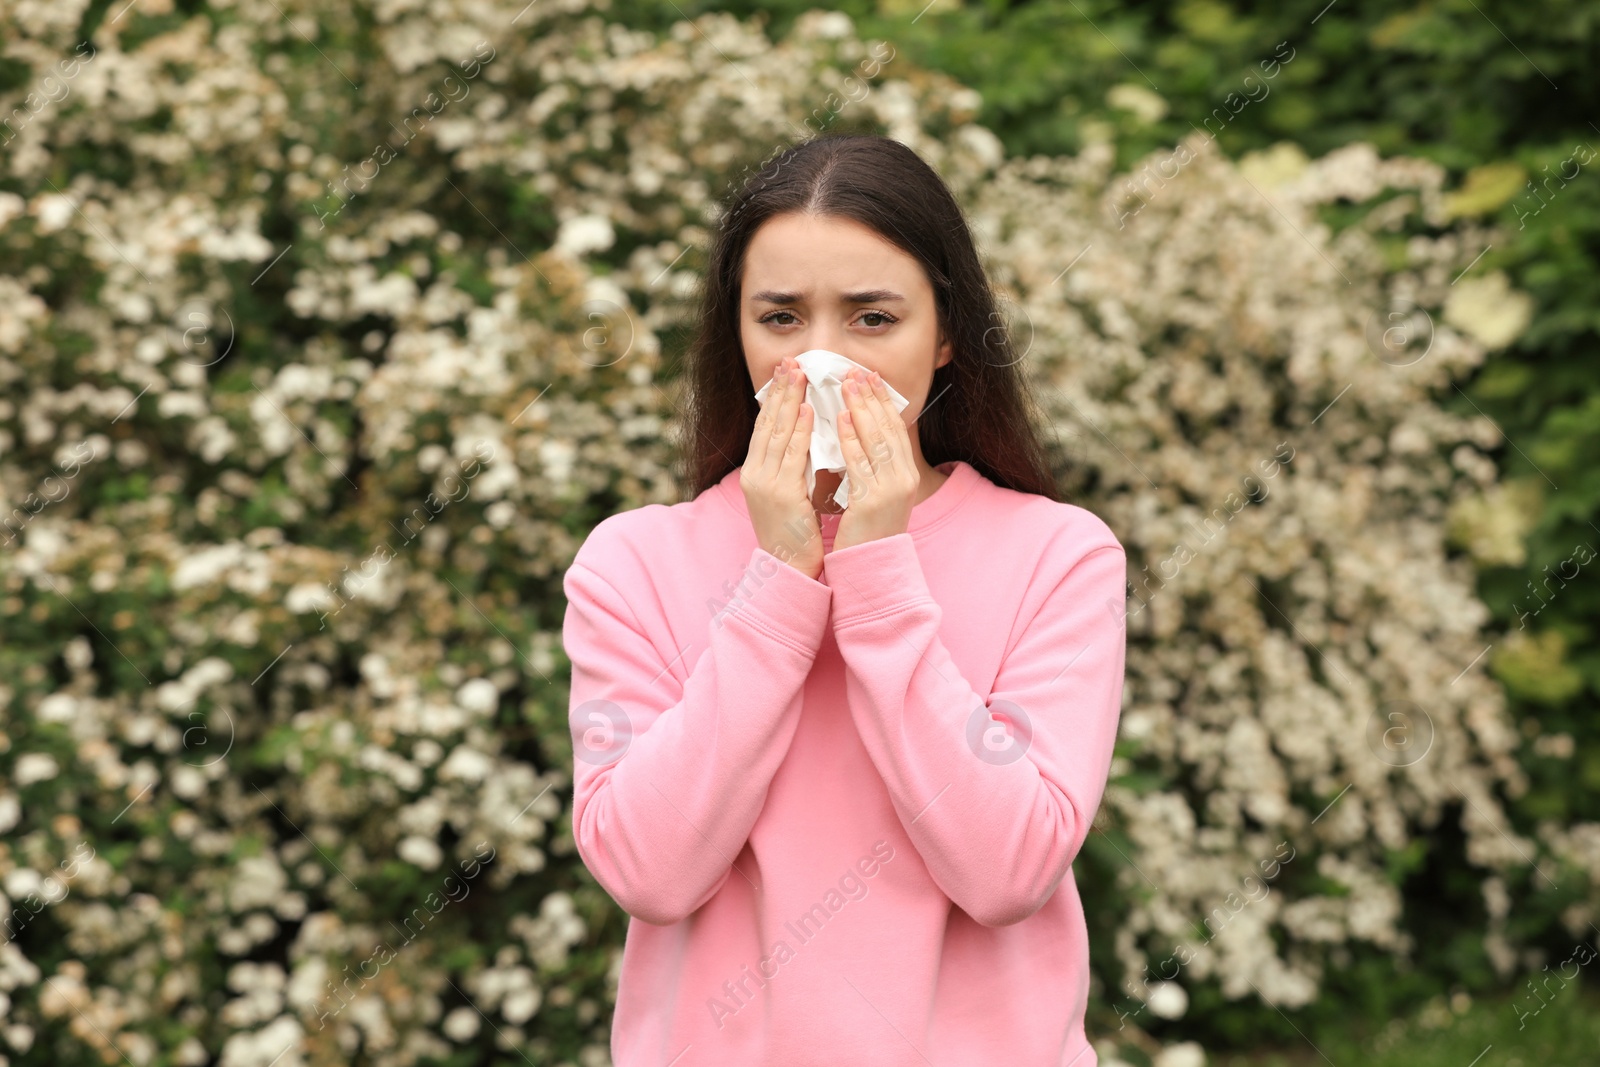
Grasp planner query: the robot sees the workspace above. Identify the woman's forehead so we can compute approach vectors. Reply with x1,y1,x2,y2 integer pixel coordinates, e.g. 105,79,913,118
742,219,924,294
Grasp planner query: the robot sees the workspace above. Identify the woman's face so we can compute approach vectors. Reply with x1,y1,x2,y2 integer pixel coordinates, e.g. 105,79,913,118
739,212,952,429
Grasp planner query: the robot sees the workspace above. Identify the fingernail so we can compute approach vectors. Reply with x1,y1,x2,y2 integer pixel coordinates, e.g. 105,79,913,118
776,363,788,382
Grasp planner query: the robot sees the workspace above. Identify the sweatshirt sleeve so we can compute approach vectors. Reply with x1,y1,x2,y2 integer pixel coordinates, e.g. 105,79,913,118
562,534,833,926
822,529,1127,928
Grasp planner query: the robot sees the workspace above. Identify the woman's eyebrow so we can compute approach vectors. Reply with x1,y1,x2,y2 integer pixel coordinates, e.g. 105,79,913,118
750,289,906,303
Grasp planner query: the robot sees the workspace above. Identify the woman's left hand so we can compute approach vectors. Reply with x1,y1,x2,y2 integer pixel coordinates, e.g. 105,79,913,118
832,368,918,553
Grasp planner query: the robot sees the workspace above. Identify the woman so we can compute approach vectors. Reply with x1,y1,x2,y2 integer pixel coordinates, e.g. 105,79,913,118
562,133,1128,1066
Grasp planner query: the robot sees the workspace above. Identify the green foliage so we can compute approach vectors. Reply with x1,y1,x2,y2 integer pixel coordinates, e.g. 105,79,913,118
4,0,1594,1061
1208,977,1600,1067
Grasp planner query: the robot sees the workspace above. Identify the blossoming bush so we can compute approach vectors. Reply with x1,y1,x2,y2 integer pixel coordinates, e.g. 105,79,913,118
0,1,1583,1065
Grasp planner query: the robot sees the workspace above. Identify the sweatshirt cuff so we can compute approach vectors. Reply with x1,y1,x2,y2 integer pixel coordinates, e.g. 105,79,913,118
823,533,935,629
715,544,833,655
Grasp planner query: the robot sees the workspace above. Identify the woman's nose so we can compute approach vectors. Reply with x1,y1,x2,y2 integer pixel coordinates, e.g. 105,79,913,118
798,331,848,358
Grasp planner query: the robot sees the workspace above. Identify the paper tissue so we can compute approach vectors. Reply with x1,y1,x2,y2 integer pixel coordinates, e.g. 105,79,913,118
752,348,911,510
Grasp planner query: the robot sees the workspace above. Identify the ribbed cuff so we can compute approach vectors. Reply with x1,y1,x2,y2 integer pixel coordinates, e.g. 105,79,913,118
712,544,833,655
823,533,935,630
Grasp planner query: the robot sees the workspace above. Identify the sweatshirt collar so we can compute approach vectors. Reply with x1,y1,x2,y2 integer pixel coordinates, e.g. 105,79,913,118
713,459,981,541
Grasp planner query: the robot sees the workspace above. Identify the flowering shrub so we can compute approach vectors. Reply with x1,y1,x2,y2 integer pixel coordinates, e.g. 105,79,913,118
968,135,1527,1018
0,1,1580,1065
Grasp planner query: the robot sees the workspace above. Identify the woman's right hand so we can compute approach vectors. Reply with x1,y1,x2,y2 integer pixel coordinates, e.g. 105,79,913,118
742,355,823,580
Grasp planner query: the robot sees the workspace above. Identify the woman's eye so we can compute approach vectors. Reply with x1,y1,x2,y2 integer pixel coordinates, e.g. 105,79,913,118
758,309,897,327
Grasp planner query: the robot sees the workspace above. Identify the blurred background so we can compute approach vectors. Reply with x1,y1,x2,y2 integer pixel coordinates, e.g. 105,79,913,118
1,0,1597,1064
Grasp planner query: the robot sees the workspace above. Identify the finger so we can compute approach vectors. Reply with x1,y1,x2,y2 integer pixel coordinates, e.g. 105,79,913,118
860,370,909,479
764,363,806,480
865,370,910,470
762,359,793,469
867,371,905,438
749,360,785,470
845,373,888,474
779,400,814,488
837,407,875,506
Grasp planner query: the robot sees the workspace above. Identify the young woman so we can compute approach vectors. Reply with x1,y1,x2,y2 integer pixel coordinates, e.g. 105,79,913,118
563,133,1128,1066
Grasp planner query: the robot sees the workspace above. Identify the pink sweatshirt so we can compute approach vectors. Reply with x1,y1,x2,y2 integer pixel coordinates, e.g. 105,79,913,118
562,458,1128,1067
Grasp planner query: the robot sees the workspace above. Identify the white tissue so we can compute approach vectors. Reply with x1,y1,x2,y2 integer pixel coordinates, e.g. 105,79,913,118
752,348,911,510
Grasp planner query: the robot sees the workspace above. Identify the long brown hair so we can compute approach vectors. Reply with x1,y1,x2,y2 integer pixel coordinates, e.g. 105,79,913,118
676,133,1064,503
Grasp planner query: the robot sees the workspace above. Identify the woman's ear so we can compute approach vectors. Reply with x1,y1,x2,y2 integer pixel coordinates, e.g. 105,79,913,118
935,331,954,371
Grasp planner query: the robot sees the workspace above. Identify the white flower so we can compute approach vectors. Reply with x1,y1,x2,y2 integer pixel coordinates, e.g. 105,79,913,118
555,214,615,257
33,195,74,233
15,753,59,786
442,1005,480,1041
503,986,541,1024
0,191,26,228
171,542,246,591
456,677,499,715
398,835,443,870
1107,83,1168,124
957,125,1005,171
37,693,77,723
809,11,855,38
285,582,338,614
4,868,43,901
1444,270,1534,349
1146,979,1189,1019
171,765,207,799
438,745,493,782
485,500,515,528
1154,1041,1207,1067
228,855,288,913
